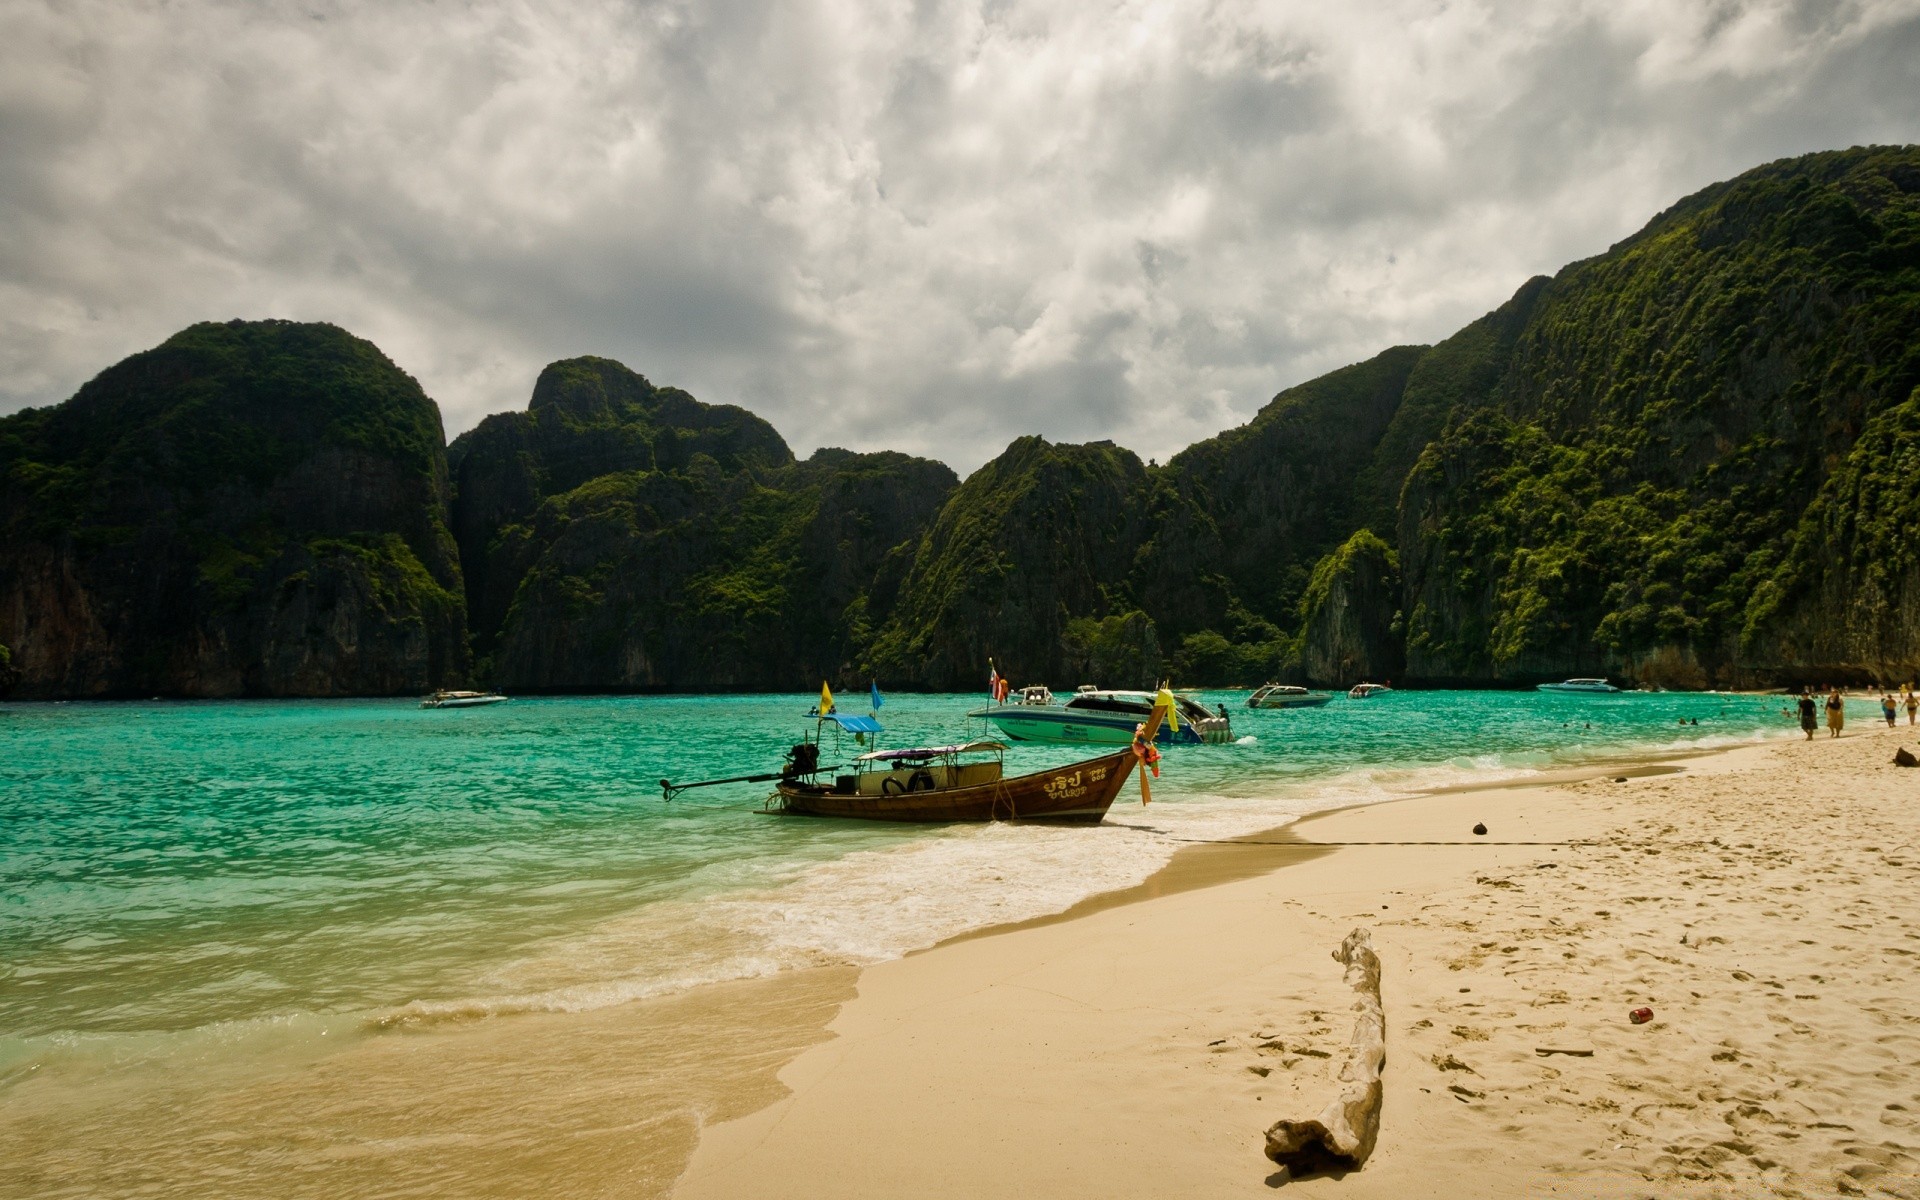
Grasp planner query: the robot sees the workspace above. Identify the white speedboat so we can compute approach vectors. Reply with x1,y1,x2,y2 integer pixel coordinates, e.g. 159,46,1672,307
1247,684,1334,709
1347,682,1391,699
970,688,1234,745
1537,678,1620,694
420,690,510,709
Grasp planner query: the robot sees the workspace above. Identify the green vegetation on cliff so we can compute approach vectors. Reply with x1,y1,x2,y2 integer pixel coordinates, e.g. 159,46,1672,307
1297,529,1403,685
1400,146,1920,685
868,146,1920,690
865,437,1149,688
0,320,467,697
450,360,959,690
11,148,1917,697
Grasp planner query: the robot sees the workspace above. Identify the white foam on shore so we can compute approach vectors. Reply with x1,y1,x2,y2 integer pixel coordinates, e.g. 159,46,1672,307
374,722,1798,1026
372,754,1604,1024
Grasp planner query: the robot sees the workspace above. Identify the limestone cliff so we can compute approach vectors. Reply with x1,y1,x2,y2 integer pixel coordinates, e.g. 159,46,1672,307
449,356,792,657
1298,530,1403,687
1398,146,1920,686
866,437,1152,690
0,320,466,697
485,448,956,690
14,147,1920,696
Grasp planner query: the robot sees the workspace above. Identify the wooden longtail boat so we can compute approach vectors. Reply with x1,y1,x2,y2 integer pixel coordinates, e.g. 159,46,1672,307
771,703,1164,822
660,701,1168,824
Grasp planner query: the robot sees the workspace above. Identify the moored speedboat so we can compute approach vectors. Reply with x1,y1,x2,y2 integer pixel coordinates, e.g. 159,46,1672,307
1247,684,1334,709
1347,682,1391,699
1537,678,1620,693
969,688,1233,745
420,689,509,708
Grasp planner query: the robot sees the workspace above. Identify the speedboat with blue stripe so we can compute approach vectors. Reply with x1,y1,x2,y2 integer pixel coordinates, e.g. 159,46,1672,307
969,688,1234,745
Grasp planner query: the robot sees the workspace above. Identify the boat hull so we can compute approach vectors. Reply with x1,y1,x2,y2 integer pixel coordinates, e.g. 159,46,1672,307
422,695,509,708
1248,694,1334,709
772,746,1140,823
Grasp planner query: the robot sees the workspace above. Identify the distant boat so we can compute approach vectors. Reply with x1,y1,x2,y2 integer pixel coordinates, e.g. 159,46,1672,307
1537,678,1620,693
1247,684,1334,709
420,690,509,709
1347,683,1391,699
970,688,1234,745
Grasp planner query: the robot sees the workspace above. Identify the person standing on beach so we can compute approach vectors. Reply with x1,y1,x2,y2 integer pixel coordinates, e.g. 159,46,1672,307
1906,688,1917,726
1827,689,1846,738
1798,693,1819,739
1884,693,1900,728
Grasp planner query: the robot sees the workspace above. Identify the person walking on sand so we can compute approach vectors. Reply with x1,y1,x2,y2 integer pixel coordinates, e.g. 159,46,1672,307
1884,693,1900,728
1906,689,1917,726
1827,689,1846,738
1797,693,1818,740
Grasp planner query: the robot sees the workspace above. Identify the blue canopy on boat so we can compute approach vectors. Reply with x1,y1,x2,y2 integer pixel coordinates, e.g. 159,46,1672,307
812,711,883,734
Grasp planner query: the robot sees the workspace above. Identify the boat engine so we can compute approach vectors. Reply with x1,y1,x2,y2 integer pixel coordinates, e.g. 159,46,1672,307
783,742,820,779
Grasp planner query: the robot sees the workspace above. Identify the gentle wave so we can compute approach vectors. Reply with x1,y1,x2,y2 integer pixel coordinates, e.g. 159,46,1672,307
2,692,1794,1056
361,745,1710,1025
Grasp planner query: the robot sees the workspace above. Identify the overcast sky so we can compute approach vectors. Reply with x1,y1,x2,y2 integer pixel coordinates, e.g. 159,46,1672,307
5,0,1919,471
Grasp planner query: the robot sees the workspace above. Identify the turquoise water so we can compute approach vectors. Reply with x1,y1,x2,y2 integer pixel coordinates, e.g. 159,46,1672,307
1,688,1789,1050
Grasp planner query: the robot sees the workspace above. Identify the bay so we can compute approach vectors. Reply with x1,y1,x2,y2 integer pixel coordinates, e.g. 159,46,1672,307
0,687,1788,1197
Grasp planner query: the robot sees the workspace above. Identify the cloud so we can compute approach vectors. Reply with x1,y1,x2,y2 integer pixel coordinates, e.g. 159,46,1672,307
3,0,1918,470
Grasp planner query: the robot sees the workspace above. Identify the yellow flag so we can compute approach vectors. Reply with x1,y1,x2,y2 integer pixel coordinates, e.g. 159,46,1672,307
819,681,835,714
1155,685,1180,732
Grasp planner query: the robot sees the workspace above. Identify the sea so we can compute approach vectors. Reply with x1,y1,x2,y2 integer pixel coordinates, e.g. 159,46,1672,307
0,688,1793,1198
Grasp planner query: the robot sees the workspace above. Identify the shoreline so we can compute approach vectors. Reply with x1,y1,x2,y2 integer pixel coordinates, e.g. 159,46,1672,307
928,738,1741,954
671,720,1917,1197
0,703,1829,1199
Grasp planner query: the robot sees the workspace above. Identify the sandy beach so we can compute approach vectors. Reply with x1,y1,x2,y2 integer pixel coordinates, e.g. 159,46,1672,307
675,717,1920,1199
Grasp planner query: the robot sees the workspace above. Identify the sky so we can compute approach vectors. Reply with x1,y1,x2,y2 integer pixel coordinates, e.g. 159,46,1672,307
5,0,1920,472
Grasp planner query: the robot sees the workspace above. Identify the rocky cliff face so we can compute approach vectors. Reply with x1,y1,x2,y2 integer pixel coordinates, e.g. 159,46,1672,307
479,445,956,691
12,149,1916,697
1397,146,1920,686
447,356,956,691
1737,384,1920,685
873,147,1920,690
867,437,1152,690
0,320,467,697
1298,530,1403,687
449,356,793,657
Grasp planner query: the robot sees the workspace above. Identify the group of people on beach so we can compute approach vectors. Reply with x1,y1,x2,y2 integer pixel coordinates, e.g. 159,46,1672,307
1795,686,1918,739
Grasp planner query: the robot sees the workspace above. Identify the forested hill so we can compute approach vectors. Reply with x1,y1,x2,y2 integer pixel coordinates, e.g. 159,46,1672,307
0,321,467,697
875,145,1920,690
447,356,958,691
2,146,1915,697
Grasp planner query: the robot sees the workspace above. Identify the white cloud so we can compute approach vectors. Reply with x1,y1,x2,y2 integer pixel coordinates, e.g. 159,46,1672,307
2,0,1918,470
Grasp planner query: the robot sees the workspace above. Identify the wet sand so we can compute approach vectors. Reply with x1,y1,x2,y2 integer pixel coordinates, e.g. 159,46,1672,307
675,721,1920,1198
2,965,855,1200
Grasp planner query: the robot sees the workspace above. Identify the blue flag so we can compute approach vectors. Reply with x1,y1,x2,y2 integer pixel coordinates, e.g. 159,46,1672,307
870,681,884,710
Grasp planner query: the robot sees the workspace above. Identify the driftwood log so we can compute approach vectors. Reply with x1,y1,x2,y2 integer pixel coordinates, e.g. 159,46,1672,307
1264,927,1385,1173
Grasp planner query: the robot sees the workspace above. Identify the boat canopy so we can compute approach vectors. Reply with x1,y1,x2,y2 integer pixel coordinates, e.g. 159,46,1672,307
856,740,1009,762
816,712,884,734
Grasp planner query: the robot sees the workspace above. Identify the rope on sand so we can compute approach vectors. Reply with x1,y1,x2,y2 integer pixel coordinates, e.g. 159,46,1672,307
1105,825,1593,847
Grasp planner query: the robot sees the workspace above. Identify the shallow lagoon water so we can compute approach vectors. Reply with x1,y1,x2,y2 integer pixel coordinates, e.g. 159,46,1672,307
0,688,1789,1196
